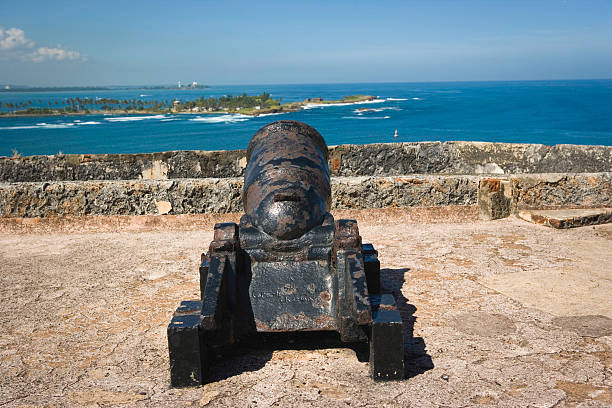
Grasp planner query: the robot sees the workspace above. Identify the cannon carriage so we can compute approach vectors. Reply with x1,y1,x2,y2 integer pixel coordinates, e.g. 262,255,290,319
167,121,404,386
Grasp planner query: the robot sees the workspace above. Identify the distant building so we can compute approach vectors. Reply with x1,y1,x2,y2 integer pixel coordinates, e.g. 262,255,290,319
311,97,323,102
178,80,182,88
4,85,10,90
191,81,198,88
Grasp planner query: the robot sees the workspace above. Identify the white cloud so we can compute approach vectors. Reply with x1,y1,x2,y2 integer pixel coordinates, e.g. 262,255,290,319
0,27,34,50
0,26,86,62
28,46,87,63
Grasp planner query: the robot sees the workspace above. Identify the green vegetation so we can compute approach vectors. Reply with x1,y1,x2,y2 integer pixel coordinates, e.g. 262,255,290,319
174,92,281,114
329,95,372,103
0,94,376,117
13,107,56,115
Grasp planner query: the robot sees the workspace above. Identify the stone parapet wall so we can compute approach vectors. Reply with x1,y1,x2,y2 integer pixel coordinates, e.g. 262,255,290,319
2,141,611,182
329,142,612,176
513,173,612,209
477,172,612,220
1,173,609,218
0,175,478,218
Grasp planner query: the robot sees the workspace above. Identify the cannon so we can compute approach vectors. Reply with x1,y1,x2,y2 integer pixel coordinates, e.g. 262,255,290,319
167,121,404,386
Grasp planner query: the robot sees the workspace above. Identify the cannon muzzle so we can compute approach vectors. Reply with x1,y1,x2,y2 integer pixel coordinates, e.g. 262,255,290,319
243,120,331,240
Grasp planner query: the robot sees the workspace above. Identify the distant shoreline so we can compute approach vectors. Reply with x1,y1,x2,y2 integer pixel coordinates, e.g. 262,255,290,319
0,95,378,118
0,85,210,93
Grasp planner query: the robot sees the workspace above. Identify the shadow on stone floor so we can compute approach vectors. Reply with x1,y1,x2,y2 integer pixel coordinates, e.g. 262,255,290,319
203,268,433,384
205,331,369,383
381,268,435,379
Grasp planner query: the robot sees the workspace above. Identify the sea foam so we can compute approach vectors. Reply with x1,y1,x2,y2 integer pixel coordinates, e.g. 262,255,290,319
77,121,101,125
189,114,251,123
353,107,400,113
104,115,166,122
302,99,385,109
257,112,288,117
342,116,391,120
0,122,80,130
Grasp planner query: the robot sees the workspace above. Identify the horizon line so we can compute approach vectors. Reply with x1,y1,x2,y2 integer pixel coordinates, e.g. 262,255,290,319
3,77,612,89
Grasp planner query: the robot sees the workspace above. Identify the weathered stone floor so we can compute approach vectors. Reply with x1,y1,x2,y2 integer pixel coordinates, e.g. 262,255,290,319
1,207,611,407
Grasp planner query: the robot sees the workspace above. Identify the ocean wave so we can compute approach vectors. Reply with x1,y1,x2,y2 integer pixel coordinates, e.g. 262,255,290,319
104,115,166,122
386,98,408,101
160,118,179,122
302,99,385,109
36,122,75,128
189,114,251,123
0,122,76,130
0,125,41,130
353,107,400,113
412,97,422,100
75,121,101,125
257,112,288,117
342,116,391,120
139,94,151,97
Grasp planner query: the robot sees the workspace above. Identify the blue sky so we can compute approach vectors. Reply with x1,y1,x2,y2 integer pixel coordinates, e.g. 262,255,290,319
1,0,611,85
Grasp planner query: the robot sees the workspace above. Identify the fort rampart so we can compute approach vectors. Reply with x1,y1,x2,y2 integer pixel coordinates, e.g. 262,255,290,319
1,141,610,219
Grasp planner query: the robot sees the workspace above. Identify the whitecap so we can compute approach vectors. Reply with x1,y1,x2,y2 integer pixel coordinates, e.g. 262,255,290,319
189,114,251,123
412,97,421,100
257,112,288,117
0,125,40,130
104,114,166,122
353,107,400,113
342,116,390,120
302,99,385,109
1,123,74,130
386,98,408,101
139,94,151,97
75,121,101,125
38,123,75,128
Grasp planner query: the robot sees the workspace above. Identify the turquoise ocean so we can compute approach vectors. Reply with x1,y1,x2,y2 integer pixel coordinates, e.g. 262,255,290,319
0,80,611,156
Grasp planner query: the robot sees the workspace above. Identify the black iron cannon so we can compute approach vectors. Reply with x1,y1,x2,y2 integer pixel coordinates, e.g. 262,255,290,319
167,121,404,386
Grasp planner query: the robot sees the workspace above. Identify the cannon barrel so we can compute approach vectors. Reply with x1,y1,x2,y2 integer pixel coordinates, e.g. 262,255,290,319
243,120,331,240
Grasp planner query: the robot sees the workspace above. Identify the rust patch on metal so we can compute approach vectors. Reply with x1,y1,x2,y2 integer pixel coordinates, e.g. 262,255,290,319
243,121,331,241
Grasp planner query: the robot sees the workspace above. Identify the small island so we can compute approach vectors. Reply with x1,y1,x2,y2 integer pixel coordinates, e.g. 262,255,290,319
0,94,376,117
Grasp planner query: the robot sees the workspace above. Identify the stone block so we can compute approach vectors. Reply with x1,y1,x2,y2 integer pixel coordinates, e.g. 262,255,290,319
518,208,612,229
478,178,513,220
